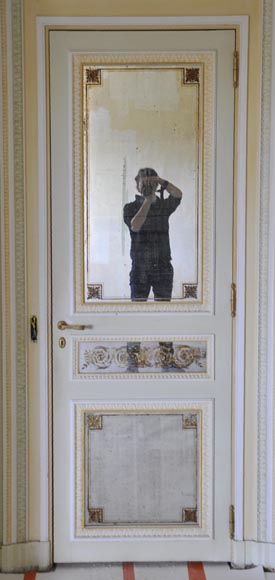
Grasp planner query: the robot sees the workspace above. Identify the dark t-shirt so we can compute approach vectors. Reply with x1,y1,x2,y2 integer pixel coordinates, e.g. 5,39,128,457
123,194,181,269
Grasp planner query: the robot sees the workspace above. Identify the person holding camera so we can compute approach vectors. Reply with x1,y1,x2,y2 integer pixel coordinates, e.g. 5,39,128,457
123,167,182,302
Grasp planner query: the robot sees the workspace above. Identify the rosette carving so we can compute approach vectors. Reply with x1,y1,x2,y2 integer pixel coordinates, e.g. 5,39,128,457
82,346,112,369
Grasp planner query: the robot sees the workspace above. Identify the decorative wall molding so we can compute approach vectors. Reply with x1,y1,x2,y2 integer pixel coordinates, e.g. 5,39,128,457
232,540,275,569
36,15,254,26
269,0,275,545
1,0,13,546
1,541,51,573
11,0,27,545
0,0,27,549
257,0,275,543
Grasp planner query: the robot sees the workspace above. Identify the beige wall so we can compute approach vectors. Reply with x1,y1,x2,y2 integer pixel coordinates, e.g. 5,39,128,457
23,0,262,545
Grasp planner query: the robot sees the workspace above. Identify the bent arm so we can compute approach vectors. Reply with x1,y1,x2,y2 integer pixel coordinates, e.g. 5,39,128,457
159,177,182,199
130,196,153,232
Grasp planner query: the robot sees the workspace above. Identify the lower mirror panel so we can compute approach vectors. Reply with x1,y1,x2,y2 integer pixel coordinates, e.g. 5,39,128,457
74,401,213,539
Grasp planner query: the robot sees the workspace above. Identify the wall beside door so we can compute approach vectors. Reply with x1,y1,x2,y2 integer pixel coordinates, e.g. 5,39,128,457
0,0,275,571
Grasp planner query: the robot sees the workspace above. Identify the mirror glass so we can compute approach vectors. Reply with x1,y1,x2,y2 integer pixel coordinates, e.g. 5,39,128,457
83,66,201,302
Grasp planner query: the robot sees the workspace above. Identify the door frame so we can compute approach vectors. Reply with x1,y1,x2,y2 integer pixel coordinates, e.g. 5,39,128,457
36,15,248,561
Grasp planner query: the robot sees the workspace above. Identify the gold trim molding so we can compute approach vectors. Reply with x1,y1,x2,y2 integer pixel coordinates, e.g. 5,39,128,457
75,400,212,538
73,51,215,312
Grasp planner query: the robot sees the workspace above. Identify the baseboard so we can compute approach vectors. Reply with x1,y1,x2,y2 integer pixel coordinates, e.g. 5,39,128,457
1,541,51,572
232,540,275,568
1,540,274,570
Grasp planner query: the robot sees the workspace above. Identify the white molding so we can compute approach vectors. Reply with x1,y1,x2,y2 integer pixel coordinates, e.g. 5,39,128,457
258,0,274,542
6,0,17,546
36,18,49,543
1,0,19,546
0,20,8,544
37,15,250,27
267,0,275,543
1,541,51,573
234,16,249,542
232,540,275,568
231,540,246,567
36,14,248,551
13,0,28,544
0,13,4,545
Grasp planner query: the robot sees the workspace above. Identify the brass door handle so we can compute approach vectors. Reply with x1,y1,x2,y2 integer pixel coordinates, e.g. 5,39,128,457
57,320,93,331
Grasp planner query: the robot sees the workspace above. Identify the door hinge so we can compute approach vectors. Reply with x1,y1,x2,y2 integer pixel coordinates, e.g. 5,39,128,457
231,283,236,317
229,504,235,539
233,51,239,88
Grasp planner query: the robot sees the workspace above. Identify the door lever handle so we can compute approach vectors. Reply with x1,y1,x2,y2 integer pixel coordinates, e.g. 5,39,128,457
57,320,93,331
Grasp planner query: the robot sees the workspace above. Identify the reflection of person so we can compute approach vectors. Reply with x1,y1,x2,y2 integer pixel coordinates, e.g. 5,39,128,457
123,167,182,301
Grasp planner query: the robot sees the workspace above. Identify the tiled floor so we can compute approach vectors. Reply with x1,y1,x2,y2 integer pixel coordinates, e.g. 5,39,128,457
0,563,270,580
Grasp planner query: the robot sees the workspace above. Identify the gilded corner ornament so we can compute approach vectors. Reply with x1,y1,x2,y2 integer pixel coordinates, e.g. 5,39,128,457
88,508,103,523
182,508,198,523
182,413,198,429
87,414,103,430
86,68,101,85
182,284,198,299
182,67,200,84
87,284,103,300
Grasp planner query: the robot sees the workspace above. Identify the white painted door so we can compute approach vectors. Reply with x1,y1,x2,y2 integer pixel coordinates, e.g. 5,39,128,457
50,28,235,562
